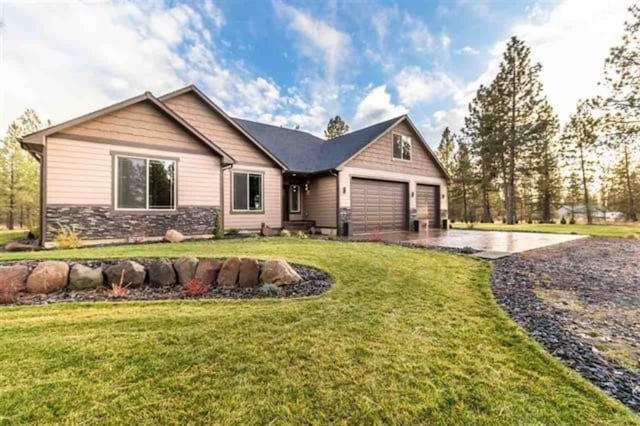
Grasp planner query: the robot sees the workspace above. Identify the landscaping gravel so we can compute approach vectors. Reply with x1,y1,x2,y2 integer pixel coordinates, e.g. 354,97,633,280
491,238,640,413
5,260,331,305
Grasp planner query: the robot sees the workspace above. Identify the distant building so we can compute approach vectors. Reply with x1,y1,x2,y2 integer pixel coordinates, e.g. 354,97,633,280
555,205,625,222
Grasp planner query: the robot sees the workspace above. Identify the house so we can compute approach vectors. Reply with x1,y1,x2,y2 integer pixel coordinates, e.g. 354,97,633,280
20,85,451,247
555,205,625,223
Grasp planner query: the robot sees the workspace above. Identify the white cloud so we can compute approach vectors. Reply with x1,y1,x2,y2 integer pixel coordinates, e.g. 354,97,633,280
405,14,435,53
273,0,351,80
457,45,480,55
353,85,407,128
203,0,225,29
440,33,452,50
394,67,462,106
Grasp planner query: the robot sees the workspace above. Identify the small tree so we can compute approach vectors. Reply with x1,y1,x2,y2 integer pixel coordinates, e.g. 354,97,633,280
324,115,349,139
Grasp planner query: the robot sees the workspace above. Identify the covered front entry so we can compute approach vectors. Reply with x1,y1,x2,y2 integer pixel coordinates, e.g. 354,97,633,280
417,184,440,229
351,178,408,233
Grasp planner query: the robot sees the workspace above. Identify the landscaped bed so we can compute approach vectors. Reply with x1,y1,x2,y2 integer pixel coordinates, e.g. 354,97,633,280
492,238,640,413
0,238,636,424
0,258,331,306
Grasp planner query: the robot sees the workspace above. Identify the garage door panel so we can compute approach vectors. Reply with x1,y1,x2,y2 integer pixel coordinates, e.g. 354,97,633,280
351,178,408,233
417,184,440,228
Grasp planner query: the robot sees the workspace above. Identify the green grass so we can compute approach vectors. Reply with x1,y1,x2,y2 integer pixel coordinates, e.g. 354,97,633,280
0,239,636,424
452,221,640,238
0,229,27,245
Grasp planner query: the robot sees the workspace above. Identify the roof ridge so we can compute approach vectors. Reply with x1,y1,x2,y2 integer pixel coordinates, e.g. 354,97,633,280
232,117,325,142
328,114,405,143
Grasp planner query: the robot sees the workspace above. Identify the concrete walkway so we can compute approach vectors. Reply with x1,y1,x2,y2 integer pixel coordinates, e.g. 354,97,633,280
348,229,586,254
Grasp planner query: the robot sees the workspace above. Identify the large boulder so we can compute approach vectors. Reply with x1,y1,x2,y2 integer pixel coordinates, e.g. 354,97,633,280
104,261,146,287
26,261,69,294
69,264,103,290
174,256,198,285
148,260,176,287
260,260,301,285
238,258,260,288
260,223,274,237
5,241,37,252
217,257,241,288
194,259,223,286
0,264,29,292
164,229,184,243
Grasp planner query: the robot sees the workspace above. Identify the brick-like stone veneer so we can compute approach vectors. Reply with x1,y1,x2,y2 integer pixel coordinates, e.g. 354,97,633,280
46,205,220,241
338,207,351,236
409,208,418,231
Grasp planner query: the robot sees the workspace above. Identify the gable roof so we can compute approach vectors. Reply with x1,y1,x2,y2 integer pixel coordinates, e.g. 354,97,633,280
20,92,234,164
233,115,452,181
158,85,287,169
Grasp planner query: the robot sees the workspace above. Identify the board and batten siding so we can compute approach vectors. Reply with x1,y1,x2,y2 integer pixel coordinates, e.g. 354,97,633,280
340,119,449,214
163,92,275,166
61,100,210,155
304,175,337,228
223,165,282,231
46,136,221,207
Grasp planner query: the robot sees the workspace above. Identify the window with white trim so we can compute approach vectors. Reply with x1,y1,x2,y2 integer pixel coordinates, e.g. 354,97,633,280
115,155,176,210
392,134,412,161
232,172,263,211
289,185,301,213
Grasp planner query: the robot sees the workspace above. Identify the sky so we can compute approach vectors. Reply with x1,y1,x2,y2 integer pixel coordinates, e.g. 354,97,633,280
0,0,633,146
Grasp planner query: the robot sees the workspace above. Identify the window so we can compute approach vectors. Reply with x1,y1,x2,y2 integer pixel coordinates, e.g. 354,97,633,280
115,156,175,210
232,172,263,212
392,134,412,161
289,185,301,213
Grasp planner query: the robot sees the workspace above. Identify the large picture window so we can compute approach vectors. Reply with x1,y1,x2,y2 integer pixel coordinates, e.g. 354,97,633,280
115,155,176,210
392,134,412,161
233,172,263,212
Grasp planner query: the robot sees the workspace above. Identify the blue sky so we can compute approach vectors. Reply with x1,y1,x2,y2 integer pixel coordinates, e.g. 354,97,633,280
1,0,632,145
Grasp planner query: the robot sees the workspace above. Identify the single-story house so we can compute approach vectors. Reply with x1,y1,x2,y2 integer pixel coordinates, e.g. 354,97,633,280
20,85,451,247
555,205,625,223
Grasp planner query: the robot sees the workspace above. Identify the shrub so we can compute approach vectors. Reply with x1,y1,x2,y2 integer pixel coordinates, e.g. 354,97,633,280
107,270,129,299
279,229,291,237
625,233,639,240
259,283,281,297
461,246,475,254
213,212,223,239
296,231,308,239
54,224,82,249
560,216,566,224
569,216,576,225
527,218,533,224
184,278,208,297
466,222,475,230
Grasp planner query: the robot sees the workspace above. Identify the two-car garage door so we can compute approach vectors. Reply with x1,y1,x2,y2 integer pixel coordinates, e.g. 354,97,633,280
351,178,408,233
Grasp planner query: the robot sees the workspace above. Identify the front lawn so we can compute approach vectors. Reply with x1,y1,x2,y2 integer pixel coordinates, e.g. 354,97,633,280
452,221,640,238
0,229,27,245
0,239,636,424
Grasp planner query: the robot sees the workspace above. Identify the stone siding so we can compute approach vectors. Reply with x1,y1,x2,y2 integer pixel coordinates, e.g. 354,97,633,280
338,207,351,236
46,206,220,241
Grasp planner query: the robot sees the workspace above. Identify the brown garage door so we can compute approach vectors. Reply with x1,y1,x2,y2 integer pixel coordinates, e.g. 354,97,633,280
351,178,408,233
417,184,440,228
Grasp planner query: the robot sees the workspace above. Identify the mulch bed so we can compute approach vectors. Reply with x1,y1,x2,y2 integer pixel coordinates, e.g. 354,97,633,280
5,261,332,306
491,238,640,413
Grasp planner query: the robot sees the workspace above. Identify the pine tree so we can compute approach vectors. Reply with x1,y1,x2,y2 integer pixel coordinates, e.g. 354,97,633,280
452,138,475,223
531,100,561,223
436,127,456,175
491,37,548,224
0,109,45,230
324,115,349,139
561,101,600,224
565,171,582,220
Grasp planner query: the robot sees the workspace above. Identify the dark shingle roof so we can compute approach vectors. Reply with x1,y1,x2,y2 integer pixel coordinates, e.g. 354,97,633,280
232,116,402,173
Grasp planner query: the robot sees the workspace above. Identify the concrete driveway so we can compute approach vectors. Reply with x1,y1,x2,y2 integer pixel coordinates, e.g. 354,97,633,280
349,229,586,256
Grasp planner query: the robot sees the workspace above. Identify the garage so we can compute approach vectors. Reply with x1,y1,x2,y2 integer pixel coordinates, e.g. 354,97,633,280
417,184,440,228
351,178,408,233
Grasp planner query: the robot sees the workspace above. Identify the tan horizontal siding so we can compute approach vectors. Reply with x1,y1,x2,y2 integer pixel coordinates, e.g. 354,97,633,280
223,166,281,230
304,175,337,227
163,93,275,166
346,121,445,178
61,100,210,155
46,137,220,206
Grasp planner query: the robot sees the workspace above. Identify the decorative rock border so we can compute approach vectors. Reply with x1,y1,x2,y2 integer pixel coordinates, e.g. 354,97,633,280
0,257,332,305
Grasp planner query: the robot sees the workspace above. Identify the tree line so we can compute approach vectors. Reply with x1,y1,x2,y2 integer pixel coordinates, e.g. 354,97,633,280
439,5,640,224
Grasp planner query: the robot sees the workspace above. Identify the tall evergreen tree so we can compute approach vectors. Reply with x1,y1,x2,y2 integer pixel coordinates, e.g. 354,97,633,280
491,36,548,224
531,100,561,223
436,127,456,175
0,109,45,230
324,115,349,139
452,138,475,223
561,101,600,224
